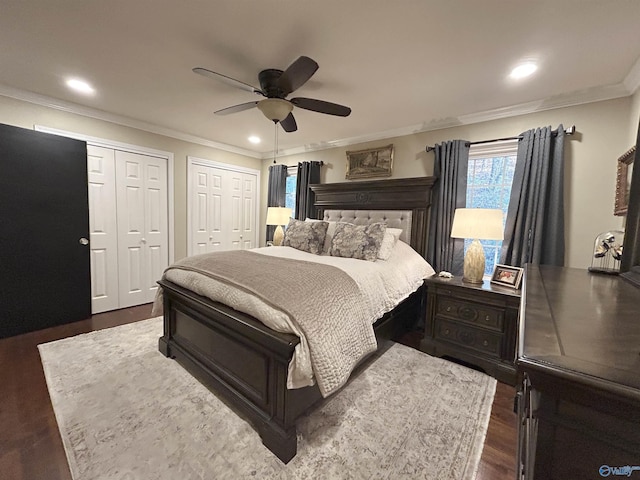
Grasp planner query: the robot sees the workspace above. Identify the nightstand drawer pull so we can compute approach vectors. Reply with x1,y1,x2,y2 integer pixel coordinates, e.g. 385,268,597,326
446,306,452,312
483,340,489,347
444,329,450,335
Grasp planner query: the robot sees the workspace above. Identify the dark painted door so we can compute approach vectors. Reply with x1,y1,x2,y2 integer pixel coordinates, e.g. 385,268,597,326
0,123,90,338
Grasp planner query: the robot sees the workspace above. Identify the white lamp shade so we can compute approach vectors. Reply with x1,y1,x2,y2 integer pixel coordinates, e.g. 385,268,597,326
450,208,504,240
257,99,293,122
266,207,292,226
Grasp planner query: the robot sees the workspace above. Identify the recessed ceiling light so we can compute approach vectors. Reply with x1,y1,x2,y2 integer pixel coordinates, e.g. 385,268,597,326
510,63,538,80
248,136,261,144
66,78,95,95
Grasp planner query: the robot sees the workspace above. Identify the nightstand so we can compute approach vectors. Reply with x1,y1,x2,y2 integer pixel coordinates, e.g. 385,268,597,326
420,275,520,385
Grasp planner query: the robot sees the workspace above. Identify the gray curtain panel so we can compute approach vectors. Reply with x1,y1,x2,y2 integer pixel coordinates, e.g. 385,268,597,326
266,164,287,243
501,125,565,267
426,140,469,274
295,161,321,220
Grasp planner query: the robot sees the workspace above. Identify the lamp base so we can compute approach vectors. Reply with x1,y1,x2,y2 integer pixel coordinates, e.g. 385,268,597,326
272,225,285,246
462,239,486,285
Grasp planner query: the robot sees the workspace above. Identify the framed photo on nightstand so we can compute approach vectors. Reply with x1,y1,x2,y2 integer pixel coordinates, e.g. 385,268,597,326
491,264,524,289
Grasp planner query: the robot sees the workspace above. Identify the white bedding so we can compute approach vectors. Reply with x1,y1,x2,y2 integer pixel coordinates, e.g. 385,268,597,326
162,240,434,389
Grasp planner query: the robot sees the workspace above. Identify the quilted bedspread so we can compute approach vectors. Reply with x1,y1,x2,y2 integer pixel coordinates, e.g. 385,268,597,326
158,250,377,397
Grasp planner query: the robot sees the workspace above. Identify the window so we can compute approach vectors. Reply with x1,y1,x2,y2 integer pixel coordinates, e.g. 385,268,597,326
465,140,518,277
285,167,297,216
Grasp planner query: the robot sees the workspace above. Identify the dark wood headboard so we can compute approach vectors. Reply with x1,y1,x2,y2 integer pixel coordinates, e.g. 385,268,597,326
309,177,436,258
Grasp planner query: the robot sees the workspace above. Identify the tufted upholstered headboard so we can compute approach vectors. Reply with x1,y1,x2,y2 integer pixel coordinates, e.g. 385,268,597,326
322,210,412,244
310,177,436,258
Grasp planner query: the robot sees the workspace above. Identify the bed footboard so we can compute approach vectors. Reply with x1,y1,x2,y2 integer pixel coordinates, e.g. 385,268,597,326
158,279,425,463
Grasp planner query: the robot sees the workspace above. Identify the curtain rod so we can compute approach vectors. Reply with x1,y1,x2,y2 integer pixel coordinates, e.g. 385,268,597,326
425,125,576,153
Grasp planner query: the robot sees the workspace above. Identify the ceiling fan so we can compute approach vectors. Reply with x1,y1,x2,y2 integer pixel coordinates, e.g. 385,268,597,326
193,56,351,133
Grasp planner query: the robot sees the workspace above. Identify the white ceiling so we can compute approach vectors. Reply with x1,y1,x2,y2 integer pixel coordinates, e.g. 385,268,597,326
1,0,640,158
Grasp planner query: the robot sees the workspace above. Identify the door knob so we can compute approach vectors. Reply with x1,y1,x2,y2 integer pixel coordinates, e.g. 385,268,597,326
79,237,89,245
141,238,147,244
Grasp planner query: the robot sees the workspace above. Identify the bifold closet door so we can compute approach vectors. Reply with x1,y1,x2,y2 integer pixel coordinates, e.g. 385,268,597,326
239,171,257,249
116,151,168,308
0,124,90,338
87,145,119,314
191,165,257,254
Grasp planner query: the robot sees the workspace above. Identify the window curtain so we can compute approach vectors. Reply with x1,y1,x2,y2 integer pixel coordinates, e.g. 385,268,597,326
295,161,321,220
266,164,287,243
426,140,469,274
500,125,565,267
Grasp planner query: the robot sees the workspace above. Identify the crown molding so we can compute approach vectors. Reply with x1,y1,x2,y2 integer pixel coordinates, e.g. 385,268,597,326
0,83,262,159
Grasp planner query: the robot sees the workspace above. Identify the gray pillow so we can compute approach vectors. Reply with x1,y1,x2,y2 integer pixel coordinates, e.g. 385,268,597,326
283,218,329,255
329,222,386,261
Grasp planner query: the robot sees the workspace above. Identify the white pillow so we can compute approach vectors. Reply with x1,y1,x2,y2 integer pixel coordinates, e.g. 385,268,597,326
378,228,403,260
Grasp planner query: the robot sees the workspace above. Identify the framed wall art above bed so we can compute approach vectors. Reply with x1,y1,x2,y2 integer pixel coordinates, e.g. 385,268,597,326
157,176,435,463
345,144,394,180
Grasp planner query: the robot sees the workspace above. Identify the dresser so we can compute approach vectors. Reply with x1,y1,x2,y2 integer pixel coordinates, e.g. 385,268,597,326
517,265,640,480
420,275,520,385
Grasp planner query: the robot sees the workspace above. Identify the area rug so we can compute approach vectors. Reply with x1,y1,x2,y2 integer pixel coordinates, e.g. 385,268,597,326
39,317,496,480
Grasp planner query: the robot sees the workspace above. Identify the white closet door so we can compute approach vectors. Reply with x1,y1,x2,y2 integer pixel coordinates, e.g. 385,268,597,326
191,165,211,255
209,168,225,251
241,173,257,249
143,155,169,302
87,145,119,313
188,161,258,254
116,151,168,307
191,165,225,253
228,170,243,250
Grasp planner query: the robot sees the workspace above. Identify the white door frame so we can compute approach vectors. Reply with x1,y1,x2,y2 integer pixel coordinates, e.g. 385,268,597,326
35,125,175,265
187,156,261,257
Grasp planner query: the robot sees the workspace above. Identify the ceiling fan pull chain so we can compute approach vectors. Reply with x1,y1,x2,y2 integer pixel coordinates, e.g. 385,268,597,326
273,121,278,164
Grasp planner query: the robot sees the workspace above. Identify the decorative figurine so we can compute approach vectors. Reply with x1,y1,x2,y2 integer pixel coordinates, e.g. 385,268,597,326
588,230,624,274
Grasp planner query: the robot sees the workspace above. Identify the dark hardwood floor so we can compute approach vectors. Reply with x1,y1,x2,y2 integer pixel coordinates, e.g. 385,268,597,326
0,306,517,479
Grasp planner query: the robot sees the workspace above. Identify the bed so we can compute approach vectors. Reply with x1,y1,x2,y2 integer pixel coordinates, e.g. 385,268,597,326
157,177,435,463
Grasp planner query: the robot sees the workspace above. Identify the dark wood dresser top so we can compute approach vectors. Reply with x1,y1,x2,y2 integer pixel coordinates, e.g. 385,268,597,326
519,264,640,401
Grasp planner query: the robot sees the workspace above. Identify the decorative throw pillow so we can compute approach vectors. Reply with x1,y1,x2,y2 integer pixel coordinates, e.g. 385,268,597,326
377,228,403,260
306,218,337,253
283,218,328,255
329,222,386,261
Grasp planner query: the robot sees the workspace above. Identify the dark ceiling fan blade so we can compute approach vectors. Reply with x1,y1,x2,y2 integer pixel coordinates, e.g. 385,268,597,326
280,112,297,133
290,97,351,117
277,56,319,96
193,67,264,95
214,101,259,115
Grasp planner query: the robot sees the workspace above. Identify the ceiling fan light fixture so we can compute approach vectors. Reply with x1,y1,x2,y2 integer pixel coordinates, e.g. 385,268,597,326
257,98,293,122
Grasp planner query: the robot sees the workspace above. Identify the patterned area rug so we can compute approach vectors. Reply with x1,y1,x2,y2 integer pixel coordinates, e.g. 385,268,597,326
39,317,496,480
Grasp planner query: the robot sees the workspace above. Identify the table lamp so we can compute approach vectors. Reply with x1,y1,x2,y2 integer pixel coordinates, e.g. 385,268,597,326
450,208,504,284
266,207,292,246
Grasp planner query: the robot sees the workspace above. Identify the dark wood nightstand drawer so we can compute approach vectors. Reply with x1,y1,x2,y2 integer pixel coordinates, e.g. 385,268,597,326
436,297,504,332
434,318,502,358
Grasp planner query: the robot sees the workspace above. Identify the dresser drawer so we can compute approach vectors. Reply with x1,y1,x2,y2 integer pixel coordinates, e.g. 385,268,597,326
434,318,502,358
436,297,504,331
